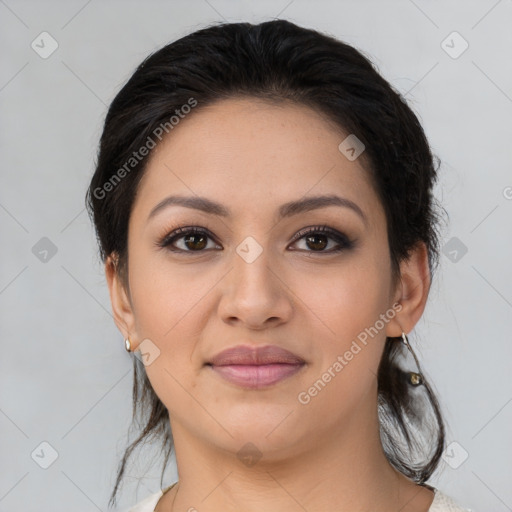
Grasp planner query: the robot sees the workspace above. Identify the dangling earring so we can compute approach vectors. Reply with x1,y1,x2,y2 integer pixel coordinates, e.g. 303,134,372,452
401,332,423,386
124,338,132,352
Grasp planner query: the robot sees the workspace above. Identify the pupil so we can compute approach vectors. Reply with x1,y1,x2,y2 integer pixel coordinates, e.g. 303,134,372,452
306,234,327,250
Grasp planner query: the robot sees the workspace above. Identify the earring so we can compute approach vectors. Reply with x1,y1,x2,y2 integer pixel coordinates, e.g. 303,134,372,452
401,332,423,386
124,338,132,352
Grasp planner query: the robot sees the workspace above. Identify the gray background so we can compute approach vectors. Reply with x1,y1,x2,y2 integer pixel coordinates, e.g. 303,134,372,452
1,1,511,511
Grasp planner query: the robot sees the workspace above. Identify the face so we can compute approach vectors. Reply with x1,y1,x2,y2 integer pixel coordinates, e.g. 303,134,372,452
112,97,409,460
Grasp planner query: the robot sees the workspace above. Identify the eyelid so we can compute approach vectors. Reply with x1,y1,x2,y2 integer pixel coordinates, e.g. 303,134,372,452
156,225,218,250
289,224,348,244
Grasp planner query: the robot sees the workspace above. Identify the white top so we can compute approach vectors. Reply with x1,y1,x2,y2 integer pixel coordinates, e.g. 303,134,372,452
127,483,473,512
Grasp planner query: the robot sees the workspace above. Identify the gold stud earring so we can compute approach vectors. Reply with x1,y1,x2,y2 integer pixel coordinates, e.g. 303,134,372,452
124,338,131,352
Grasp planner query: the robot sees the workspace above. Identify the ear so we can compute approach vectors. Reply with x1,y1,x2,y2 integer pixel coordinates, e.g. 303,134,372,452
385,241,431,337
105,253,139,349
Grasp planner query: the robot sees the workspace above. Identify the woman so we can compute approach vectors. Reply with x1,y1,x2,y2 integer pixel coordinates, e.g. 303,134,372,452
86,19,472,512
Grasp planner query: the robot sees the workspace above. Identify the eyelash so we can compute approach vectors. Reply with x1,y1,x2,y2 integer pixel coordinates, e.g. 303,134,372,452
156,224,354,255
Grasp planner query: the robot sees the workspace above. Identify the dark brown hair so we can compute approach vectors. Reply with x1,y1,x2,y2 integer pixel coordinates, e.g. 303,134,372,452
85,19,446,508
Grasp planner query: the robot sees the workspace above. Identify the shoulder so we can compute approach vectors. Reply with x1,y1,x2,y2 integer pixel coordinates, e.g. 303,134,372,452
126,488,165,512
126,483,177,512
429,488,474,512
125,484,473,512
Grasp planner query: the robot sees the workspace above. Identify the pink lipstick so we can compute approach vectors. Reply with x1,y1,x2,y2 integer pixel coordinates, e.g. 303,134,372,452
207,344,305,389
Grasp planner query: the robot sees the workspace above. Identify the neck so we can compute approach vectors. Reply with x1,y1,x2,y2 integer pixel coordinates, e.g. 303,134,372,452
158,396,434,512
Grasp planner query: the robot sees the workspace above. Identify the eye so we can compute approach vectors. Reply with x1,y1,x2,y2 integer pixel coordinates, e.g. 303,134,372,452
157,226,221,253
288,225,353,253
157,224,353,255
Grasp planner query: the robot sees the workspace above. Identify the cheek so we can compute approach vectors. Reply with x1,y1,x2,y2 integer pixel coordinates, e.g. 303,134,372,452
129,251,212,339
295,255,391,340
128,257,212,416
127,250,212,384
292,256,391,392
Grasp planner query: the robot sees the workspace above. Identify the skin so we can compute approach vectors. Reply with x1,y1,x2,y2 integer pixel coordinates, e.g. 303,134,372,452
106,97,434,512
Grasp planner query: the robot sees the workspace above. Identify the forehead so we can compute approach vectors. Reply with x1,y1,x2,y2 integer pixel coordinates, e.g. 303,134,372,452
133,97,383,229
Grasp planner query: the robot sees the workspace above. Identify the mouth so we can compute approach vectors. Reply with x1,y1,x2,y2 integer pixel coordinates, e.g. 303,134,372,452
207,362,305,388
206,344,306,389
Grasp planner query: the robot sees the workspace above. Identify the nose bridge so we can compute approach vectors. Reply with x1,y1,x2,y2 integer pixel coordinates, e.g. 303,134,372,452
234,238,273,291
219,235,292,327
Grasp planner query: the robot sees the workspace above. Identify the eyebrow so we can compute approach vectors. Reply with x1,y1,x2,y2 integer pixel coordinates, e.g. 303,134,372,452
148,194,368,226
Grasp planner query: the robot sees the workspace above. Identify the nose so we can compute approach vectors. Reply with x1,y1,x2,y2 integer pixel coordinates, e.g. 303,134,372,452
218,244,294,330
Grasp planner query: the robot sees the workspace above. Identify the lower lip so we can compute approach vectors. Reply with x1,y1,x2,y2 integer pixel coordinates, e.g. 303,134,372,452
209,363,305,389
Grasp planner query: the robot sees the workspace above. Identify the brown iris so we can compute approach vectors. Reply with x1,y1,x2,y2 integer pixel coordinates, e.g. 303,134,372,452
184,233,208,250
305,234,328,251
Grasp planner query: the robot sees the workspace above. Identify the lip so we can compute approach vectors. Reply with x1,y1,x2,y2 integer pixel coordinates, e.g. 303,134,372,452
206,344,306,389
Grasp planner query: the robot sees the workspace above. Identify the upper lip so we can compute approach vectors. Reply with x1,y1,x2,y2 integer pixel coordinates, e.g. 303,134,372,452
208,345,305,366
